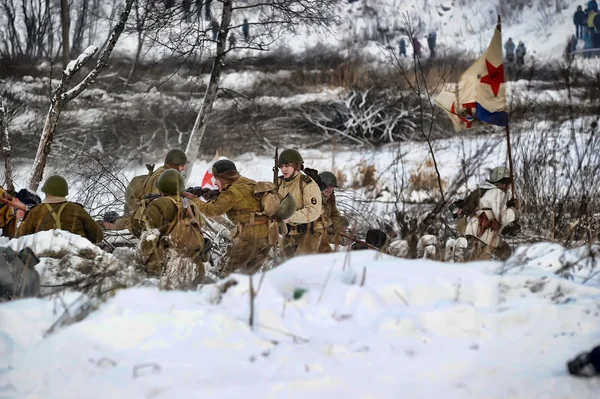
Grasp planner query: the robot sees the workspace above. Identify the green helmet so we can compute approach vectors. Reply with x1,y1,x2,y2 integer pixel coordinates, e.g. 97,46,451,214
164,149,187,165
41,175,68,197
489,166,511,183
274,193,296,220
278,149,303,165
157,169,185,195
319,171,338,187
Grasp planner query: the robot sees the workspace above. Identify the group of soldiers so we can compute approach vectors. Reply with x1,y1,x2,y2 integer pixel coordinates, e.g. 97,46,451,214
0,148,520,288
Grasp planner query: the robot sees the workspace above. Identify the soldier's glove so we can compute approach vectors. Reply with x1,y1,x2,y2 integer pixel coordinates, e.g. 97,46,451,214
506,198,520,210
201,188,220,201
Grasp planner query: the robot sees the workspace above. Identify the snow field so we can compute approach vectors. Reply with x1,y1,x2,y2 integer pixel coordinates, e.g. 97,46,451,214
2,248,600,398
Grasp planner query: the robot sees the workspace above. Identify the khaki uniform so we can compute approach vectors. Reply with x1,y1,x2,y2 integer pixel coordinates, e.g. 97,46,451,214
277,173,323,258
117,166,168,232
17,197,103,243
145,166,167,196
192,176,271,276
318,193,345,253
138,195,205,277
0,187,17,238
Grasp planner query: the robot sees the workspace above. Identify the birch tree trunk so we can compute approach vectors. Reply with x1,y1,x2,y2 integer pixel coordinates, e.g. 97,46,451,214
184,0,232,181
61,0,70,67
0,94,15,192
27,0,135,192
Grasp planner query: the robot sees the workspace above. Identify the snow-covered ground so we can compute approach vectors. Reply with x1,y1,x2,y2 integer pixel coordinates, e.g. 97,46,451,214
107,0,591,63
2,248,600,398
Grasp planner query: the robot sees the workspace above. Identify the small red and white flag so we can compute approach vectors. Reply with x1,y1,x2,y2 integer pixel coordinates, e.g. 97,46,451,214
200,151,220,190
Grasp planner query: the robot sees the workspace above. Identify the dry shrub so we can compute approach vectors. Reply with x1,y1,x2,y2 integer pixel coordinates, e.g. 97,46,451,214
409,158,446,193
335,169,347,188
351,162,377,189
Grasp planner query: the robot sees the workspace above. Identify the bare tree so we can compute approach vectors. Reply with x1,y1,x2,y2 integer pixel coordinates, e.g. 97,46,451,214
0,94,15,192
27,0,135,191
60,0,70,66
179,0,341,180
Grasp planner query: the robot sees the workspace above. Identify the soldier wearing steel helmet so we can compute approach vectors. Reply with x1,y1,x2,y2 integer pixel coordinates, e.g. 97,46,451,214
105,148,189,232
276,149,323,258
184,159,275,276
462,166,520,261
136,169,205,276
316,171,347,252
16,175,104,243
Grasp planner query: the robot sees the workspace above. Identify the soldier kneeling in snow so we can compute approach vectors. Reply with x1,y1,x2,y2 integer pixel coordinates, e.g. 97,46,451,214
136,169,208,289
460,166,520,261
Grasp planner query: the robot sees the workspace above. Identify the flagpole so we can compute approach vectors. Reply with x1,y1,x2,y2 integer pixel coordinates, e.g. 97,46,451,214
498,14,516,199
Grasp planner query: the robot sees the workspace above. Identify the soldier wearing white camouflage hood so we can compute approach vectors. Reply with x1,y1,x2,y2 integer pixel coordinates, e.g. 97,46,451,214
464,166,519,260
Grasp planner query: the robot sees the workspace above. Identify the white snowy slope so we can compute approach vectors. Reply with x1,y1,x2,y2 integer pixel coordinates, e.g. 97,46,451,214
107,0,583,63
1,249,600,398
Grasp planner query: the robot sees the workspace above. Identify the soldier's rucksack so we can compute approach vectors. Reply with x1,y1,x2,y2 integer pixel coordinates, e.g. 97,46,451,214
124,164,155,216
131,194,160,238
253,181,282,217
460,187,489,217
164,198,205,258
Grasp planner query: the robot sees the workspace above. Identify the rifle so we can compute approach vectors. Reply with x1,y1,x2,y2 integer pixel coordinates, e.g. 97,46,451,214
273,147,279,187
0,194,27,212
185,186,220,201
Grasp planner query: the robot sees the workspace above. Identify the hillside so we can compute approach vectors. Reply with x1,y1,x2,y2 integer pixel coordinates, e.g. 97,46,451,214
104,0,578,63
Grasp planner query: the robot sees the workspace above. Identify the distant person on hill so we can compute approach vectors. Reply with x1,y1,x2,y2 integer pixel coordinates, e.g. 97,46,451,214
412,37,422,58
575,6,587,39
566,34,578,61
584,27,594,57
399,38,407,57
516,41,526,65
210,19,219,41
242,18,250,42
594,13,600,49
205,0,212,20
587,7,597,32
427,31,437,58
228,32,236,50
504,38,515,63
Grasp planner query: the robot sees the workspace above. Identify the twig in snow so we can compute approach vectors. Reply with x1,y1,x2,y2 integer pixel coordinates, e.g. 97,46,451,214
132,363,161,378
393,289,410,306
360,266,367,287
257,323,309,344
44,293,87,337
249,274,255,330
317,265,334,304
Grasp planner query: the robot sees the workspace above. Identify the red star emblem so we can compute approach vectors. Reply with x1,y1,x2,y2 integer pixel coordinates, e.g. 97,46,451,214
201,170,215,188
480,60,505,97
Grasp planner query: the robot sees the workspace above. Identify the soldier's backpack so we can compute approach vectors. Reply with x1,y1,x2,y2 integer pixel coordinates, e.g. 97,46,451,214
124,164,155,216
460,187,489,217
130,194,160,238
164,198,205,258
253,181,282,217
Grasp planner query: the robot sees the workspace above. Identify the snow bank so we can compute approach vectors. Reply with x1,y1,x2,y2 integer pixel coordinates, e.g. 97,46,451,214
5,230,150,296
2,250,600,397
